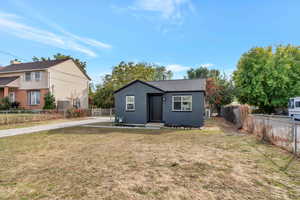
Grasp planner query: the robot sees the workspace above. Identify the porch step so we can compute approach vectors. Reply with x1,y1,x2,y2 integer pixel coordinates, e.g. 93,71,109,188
145,123,164,129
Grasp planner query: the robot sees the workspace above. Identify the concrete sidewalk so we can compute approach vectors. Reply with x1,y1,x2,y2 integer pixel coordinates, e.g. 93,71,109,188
0,117,112,138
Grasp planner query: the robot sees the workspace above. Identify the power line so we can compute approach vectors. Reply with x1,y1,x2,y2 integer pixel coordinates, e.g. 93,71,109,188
0,50,28,62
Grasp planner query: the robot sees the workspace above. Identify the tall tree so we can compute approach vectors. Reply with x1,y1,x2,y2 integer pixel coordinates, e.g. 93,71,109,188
153,66,173,80
93,62,173,108
186,67,221,79
187,67,210,79
233,45,300,113
32,53,87,72
186,66,234,114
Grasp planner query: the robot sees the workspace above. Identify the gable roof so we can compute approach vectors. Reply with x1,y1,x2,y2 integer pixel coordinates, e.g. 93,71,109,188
0,58,69,73
0,76,19,86
146,79,206,92
114,80,164,94
0,58,91,80
114,79,206,93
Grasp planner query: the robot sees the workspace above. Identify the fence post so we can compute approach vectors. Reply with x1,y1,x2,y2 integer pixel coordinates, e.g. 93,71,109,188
110,108,112,121
294,121,298,155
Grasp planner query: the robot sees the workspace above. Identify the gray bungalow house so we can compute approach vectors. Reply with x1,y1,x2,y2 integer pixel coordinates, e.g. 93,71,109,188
114,79,206,127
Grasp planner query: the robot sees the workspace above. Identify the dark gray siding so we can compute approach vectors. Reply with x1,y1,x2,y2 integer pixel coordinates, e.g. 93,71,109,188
162,92,205,127
114,82,163,124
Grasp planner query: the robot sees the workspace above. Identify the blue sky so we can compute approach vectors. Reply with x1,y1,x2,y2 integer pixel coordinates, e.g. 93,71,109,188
0,0,300,83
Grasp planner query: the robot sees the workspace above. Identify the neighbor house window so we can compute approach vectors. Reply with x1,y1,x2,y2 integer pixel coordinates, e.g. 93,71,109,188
25,72,41,81
27,91,40,105
126,96,135,111
25,72,31,81
172,95,192,111
73,98,81,108
9,92,15,102
35,72,41,81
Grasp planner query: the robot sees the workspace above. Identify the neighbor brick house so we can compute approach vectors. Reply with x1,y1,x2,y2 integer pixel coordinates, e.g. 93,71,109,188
0,58,91,110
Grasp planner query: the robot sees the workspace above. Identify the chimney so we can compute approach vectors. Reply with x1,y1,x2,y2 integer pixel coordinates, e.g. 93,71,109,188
10,60,21,65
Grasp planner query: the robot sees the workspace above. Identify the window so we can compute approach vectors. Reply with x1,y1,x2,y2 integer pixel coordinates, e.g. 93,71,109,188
35,72,41,81
27,91,40,105
289,99,295,109
25,72,31,81
296,101,300,108
25,72,41,81
73,98,81,108
172,95,192,111
9,92,15,102
126,96,135,111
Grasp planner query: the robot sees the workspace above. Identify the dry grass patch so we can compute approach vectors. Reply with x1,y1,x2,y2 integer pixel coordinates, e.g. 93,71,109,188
0,118,300,199
0,117,88,130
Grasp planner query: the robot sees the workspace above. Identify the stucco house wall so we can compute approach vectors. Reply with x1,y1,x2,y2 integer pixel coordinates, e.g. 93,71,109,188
0,71,48,89
47,59,90,109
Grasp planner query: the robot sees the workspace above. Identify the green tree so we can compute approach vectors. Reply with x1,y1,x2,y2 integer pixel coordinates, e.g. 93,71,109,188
43,92,56,110
93,62,173,108
186,67,220,79
32,53,87,72
153,66,173,80
233,45,300,113
185,66,234,114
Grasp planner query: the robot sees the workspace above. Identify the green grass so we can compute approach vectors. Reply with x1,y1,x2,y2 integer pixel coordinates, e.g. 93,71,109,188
0,118,299,200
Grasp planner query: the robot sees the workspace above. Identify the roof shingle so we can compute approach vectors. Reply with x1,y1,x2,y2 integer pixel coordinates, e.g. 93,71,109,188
146,79,206,92
0,76,19,86
114,79,206,93
0,58,69,73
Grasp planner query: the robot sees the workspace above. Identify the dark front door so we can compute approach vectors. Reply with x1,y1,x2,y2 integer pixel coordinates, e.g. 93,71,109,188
149,95,162,122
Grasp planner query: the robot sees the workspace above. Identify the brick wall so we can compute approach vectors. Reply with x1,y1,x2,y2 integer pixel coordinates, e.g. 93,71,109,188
15,88,49,110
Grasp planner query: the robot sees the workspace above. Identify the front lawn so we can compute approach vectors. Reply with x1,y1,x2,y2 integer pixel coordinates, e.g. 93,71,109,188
0,117,88,130
0,118,299,200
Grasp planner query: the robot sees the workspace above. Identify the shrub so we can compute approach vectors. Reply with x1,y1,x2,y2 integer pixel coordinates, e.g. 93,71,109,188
43,92,56,110
10,101,20,109
0,97,11,110
66,108,90,118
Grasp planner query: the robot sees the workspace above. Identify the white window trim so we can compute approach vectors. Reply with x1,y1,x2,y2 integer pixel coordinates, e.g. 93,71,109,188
126,96,135,111
28,91,41,105
25,72,31,81
172,95,193,112
9,92,15,102
35,71,41,81
25,71,42,81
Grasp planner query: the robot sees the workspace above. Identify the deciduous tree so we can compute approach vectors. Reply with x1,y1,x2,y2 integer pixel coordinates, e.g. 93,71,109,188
233,45,300,113
93,62,173,108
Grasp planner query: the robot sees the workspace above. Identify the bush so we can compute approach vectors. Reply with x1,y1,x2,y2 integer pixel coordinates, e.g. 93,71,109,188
0,97,11,110
10,101,20,109
43,92,56,110
66,108,90,118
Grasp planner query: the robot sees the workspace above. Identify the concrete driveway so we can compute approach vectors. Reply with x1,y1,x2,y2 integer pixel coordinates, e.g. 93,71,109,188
0,117,113,138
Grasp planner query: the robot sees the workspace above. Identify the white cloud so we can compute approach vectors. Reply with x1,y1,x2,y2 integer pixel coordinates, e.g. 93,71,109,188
166,64,190,72
0,11,20,19
132,0,193,20
199,63,214,68
0,11,112,57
